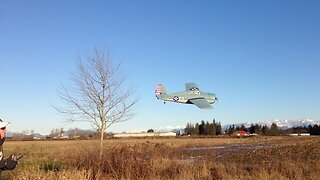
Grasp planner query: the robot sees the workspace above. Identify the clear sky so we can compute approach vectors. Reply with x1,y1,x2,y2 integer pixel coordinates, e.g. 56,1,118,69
0,1,319,134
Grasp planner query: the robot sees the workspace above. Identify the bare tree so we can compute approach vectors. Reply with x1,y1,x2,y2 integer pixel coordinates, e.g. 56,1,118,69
56,50,136,158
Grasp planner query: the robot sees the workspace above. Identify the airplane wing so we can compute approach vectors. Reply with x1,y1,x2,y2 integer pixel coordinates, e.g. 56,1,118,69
185,83,199,91
189,98,212,109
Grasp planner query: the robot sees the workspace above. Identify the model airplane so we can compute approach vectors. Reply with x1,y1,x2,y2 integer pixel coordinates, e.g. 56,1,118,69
155,83,218,109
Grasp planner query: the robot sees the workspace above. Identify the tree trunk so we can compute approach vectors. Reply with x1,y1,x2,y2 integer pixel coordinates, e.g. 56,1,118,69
99,122,106,160
99,128,104,160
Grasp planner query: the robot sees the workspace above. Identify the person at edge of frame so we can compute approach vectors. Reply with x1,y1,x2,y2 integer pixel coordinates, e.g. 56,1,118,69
0,119,7,160
0,119,19,172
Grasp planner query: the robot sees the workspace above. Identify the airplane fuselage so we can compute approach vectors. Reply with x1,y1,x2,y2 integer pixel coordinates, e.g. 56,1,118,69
155,83,218,109
159,91,217,105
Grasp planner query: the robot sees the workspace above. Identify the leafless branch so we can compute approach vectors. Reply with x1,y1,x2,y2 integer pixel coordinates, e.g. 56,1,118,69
55,50,137,157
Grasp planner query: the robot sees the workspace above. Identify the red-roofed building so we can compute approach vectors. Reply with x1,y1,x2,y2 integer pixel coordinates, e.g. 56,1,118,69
233,130,249,137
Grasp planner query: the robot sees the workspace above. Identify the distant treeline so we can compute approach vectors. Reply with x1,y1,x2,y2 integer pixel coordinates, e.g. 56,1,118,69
225,123,320,136
185,120,320,136
185,119,222,135
225,123,279,136
9,128,99,141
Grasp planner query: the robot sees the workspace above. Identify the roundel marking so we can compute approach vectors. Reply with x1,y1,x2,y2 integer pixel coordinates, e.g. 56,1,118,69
173,96,179,101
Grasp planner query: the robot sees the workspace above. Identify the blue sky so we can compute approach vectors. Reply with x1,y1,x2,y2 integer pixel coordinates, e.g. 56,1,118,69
0,1,319,134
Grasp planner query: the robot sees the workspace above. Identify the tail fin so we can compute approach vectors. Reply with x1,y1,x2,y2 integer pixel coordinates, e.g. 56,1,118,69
155,84,167,99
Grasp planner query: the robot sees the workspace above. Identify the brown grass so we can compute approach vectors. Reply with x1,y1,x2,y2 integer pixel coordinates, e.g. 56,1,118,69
1,136,319,179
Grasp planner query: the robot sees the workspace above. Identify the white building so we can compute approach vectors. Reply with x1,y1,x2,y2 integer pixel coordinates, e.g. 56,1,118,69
114,132,176,138
289,133,310,136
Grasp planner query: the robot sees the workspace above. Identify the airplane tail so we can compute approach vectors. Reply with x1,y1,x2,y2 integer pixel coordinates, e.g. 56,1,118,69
155,84,168,99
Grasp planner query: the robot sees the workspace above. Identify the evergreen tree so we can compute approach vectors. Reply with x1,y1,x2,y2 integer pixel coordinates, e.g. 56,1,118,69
255,124,262,134
307,124,313,134
269,123,279,136
292,126,308,134
211,119,217,135
186,119,223,136
195,123,200,135
199,120,206,135
185,123,190,135
249,124,262,134
216,122,222,135
226,124,236,135
240,124,246,131
204,121,211,135
261,125,269,135
185,122,191,135
236,125,240,131
249,123,255,134
311,124,320,135
211,121,217,135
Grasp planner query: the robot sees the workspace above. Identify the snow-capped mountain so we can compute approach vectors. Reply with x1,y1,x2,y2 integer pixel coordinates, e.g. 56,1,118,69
155,125,185,133
223,119,320,130
153,119,320,133
268,119,320,129
124,126,185,133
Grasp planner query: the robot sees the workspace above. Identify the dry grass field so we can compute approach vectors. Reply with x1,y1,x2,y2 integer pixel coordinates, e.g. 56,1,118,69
1,136,319,179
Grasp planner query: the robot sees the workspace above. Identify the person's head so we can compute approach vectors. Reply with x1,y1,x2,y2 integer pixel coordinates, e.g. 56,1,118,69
0,119,7,139
0,125,6,140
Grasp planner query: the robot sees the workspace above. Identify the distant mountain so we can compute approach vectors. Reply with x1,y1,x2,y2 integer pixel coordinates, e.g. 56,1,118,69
6,131,46,139
7,119,319,137
32,133,46,139
6,131,21,138
147,119,320,134
155,126,185,133
63,128,96,137
222,119,320,130
6,128,97,138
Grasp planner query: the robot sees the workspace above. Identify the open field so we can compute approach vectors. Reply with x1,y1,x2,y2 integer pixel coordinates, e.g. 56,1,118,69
1,136,320,179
